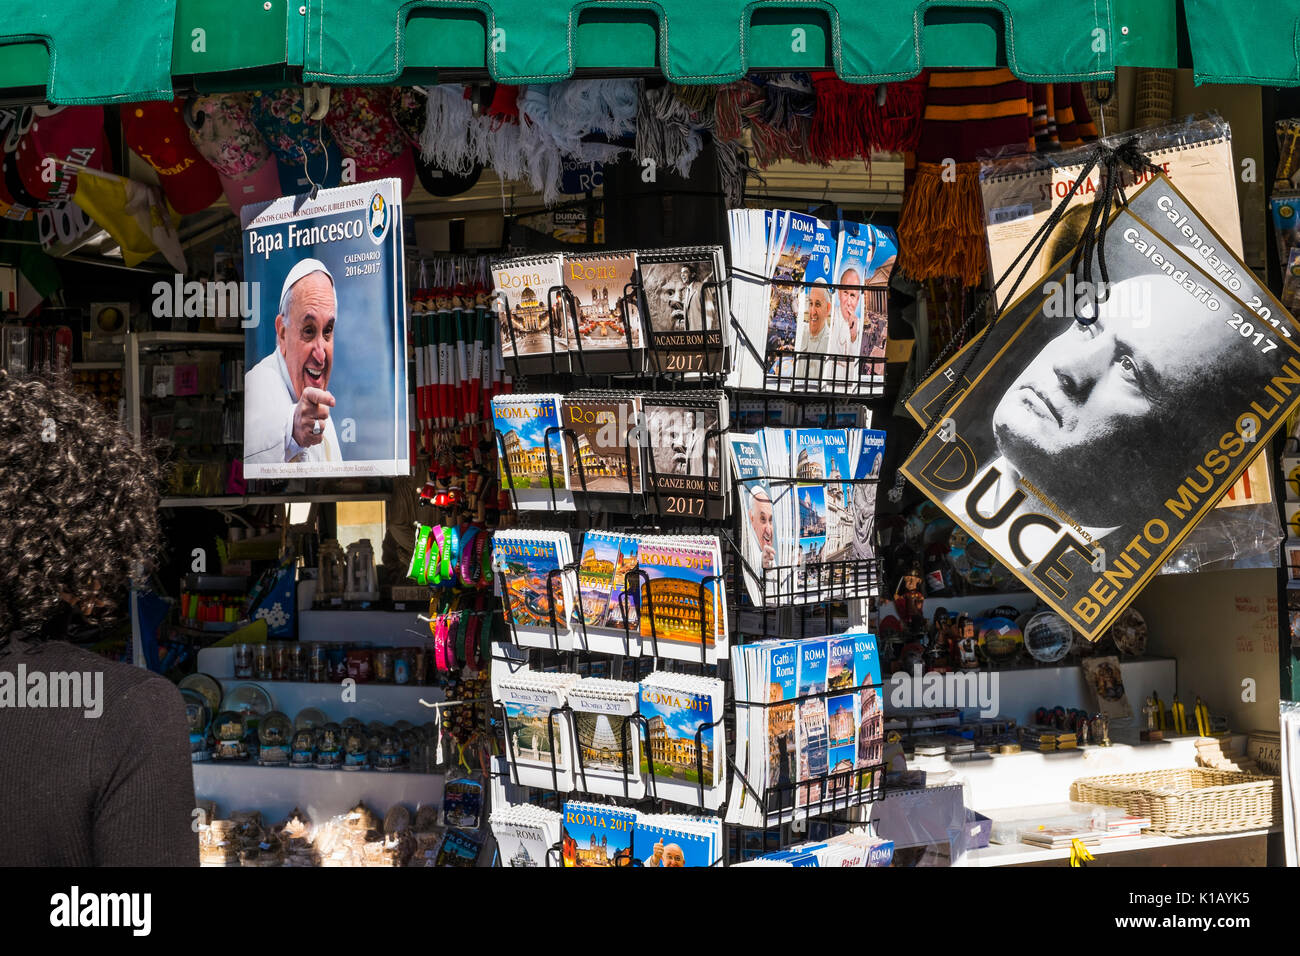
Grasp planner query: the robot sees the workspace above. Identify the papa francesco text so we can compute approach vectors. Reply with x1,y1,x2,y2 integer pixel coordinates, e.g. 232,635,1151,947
246,219,367,260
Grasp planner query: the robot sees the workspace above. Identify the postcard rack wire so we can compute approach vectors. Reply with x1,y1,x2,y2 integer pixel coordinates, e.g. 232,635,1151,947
492,421,730,523
721,484,884,609
495,698,727,813
495,558,724,669
727,267,889,398
727,677,888,828
491,286,642,380
486,255,892,864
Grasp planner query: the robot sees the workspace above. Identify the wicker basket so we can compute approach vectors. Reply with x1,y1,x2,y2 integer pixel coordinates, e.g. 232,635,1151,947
1071,768,1280,837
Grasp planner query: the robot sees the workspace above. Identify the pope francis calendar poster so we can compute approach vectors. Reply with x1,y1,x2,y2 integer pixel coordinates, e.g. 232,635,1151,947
240,179,408,478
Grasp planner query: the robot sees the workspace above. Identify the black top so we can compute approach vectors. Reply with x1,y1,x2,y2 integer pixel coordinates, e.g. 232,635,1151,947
0,633,199,866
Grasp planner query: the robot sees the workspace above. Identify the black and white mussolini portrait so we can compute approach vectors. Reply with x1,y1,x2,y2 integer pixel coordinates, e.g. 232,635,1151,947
903,190,1300,639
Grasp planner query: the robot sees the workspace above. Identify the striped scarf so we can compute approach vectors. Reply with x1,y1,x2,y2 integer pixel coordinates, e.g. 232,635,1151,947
901,69,1098,286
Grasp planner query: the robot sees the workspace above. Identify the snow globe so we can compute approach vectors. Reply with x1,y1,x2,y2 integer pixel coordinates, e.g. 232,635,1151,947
212,710,247,760
342,723,370,770
257,710,293,765
314,722,344,769
290,726,316,767
375,727,405,771
182,689,212,762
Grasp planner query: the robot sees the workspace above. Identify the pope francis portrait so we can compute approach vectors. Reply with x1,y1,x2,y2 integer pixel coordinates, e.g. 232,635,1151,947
244,258,342,465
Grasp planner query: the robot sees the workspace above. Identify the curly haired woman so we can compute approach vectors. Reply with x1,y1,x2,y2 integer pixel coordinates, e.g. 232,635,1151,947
0,370,198,866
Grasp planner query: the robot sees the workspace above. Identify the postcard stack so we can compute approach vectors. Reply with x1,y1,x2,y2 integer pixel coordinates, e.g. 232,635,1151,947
497,671,581,790
733,400,871,432
642,391,730,519
727,630,883,827
492,246,731,377
491,390,729,518
635,535,728,664
490,805,564,867
566,678,645,798
637,672,727,810
493,666,726,808
558,802,723,867
727,209,897,393
572,529,643,656
732,832,895,867
637,245,730,376
559,392,644,508
491,393,573,510
492,252,641,374
727,427,886,604
493,530,577,650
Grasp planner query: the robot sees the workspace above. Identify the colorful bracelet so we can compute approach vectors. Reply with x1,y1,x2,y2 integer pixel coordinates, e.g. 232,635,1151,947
458,526,479,585
455,605,471,668
430,525,446,585
467,592,488,669
465,613,480,672
409,524,432,585
478,530,493,587
443,525,459,584
434,614,451,672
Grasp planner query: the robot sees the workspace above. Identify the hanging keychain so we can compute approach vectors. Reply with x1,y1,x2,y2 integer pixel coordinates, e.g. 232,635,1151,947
430,704,451,771
442,740,485,831
439,708,461,773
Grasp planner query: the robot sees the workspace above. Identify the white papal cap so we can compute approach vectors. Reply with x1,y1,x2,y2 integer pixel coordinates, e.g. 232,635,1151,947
278,258,336,317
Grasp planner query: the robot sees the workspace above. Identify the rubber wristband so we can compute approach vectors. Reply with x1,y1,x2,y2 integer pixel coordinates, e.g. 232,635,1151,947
465,614,479,672
456,606,470,667
468,593,487,668
419,524,435,585
434,615,450,671
480,531,493,586
444,525,460,583
409,525,431,584
458,526,479,585
442,614,456,672
430,525,446,585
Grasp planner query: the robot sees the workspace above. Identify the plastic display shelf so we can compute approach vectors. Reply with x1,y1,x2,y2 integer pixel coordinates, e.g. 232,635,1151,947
192,761,445,822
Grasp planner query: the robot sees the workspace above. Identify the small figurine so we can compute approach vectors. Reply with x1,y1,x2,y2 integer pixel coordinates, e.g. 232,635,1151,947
926,611,952,672
1091,713,1111,747
932,608,957,650
893,564,926,624
953,614,979,670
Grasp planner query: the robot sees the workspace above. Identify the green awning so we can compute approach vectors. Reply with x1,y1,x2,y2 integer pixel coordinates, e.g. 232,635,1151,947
0,0,296,105
1184,0,1300,86
0,0,175,103
0,0,1202,105
170,0,295,93
302,0,1115,86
